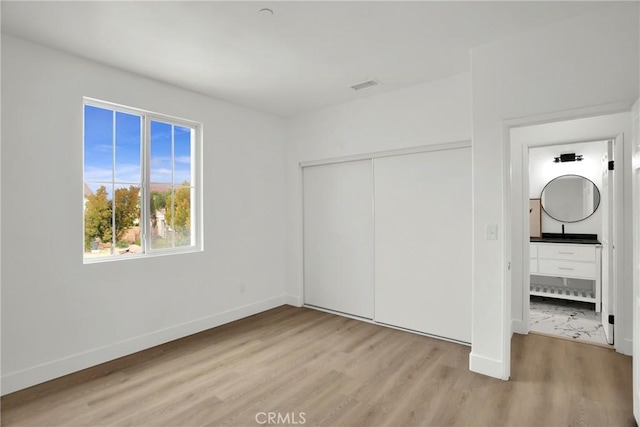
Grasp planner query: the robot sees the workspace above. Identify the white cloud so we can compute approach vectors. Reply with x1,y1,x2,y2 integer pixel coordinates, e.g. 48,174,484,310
175,156,191,165
85,164,142,184
150,168,173,182
90,144,112,153
151,156,171,167
84,166,113,182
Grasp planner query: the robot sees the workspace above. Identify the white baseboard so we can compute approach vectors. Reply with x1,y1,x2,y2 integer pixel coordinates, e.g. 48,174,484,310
511,319,529,335
618,338,633,356
469,352,508,380
285,295,303,307
1,295,288,396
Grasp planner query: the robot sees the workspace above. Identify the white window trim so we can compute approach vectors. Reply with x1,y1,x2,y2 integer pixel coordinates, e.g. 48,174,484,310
83,97,203,264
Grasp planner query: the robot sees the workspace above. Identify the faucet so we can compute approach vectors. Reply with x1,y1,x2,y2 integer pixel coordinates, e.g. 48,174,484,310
561,224,565,235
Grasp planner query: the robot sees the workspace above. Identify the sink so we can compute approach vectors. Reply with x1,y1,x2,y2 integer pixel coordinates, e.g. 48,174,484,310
531,238,599,245
530,232,599,245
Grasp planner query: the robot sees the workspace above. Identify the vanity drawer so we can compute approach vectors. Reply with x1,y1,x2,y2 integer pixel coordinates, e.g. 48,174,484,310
530,259,538,274
530,244,538,259
537,245,595,262
538,259,596,279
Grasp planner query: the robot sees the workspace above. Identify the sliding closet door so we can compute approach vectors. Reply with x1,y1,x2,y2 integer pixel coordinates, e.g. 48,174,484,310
374,147,472,342
303,160,374,319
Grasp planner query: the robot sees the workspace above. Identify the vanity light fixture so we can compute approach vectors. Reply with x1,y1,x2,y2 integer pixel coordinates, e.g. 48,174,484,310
553,153,583,163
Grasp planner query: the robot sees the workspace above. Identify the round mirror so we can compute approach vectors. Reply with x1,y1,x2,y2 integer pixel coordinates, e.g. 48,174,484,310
540,174,600,223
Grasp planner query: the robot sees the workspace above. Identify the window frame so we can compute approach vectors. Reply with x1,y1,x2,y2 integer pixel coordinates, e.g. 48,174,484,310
83,97,203,263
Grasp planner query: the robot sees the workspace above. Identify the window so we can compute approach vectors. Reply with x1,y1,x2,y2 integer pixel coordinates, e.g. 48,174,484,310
83,99,201,261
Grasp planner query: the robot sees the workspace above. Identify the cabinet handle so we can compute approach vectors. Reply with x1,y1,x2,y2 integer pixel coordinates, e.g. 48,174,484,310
558,252,574,255
558,267,574,270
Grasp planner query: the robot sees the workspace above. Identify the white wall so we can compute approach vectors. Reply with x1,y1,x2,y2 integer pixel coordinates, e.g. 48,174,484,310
471,3,639,379
1,36,288,394
285,72,472,302
509,113,631,335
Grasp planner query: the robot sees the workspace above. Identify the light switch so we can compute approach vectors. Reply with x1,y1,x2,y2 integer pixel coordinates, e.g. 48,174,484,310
486,224,498,240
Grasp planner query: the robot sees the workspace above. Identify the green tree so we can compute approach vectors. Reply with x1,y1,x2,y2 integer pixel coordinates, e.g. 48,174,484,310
84,186,112,250
114,185,141,242
84,185,141,251
150,190,169,212
150,189,170,234
165,183,191,244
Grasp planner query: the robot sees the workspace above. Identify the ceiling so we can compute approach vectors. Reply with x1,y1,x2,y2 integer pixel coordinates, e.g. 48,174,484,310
1,1,614,117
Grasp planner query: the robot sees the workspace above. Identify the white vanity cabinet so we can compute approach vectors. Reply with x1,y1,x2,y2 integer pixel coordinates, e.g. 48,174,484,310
530,242,602,312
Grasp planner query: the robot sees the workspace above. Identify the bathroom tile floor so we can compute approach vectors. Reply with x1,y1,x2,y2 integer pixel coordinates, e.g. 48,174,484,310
529,296,609,346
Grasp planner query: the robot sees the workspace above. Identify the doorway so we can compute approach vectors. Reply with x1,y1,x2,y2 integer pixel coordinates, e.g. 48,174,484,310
506,110,631,356
527,139,612,346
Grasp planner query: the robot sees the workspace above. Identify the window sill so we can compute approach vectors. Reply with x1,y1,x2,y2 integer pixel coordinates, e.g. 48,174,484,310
83,247,203,264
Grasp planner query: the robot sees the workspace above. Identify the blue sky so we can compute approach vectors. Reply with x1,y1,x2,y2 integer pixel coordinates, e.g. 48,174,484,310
84,105,192,195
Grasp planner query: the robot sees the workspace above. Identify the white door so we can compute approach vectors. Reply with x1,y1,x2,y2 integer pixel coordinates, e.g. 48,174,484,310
631,98,639,424
601,142,614,344
374,147,472,343
302,160,374,319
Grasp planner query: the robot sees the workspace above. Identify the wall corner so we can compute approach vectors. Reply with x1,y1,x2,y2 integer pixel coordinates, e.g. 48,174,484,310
469,352,509,380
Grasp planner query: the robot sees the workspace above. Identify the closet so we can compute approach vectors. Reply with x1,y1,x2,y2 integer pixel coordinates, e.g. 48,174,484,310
303,160,374,319
302,144,471,343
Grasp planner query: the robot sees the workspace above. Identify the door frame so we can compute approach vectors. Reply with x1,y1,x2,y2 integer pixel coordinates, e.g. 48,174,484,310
501,102,632,366
513,137,615,337
601,138,618,344
630,97,639,423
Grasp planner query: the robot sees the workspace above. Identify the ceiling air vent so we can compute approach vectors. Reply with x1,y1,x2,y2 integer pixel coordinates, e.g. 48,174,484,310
350,79,380,91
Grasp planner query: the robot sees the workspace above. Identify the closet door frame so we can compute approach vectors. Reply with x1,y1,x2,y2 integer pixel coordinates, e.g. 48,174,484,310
300,140,472,333
300,141,471,169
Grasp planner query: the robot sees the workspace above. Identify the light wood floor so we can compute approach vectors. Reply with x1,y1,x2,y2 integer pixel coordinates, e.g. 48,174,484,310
1,305,634,426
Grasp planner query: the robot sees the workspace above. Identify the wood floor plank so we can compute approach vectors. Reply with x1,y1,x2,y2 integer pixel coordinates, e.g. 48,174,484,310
1,306,633,427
